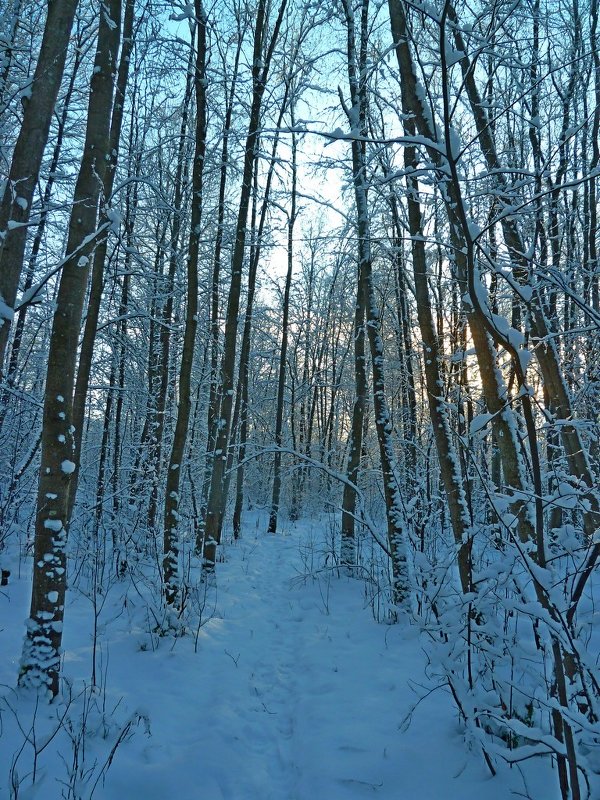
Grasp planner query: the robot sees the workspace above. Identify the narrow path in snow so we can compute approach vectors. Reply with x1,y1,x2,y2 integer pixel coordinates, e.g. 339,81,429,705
103,521,542,800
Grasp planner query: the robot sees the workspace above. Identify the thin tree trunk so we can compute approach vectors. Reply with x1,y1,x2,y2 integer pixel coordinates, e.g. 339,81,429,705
589,0,600,315
230,156,260,542
148,48,195,533
290,251,315,520
387,0,536,547
268,121,297,534
94,350,117,543
343,0,409,605
216,70,291,544
441,0,599,597
163,3,207,606
203,0,288,570
340,262,367,566
199,24,244,535
0,0,22,110
402,135,472,592
228,154,263,541
111,263,130,526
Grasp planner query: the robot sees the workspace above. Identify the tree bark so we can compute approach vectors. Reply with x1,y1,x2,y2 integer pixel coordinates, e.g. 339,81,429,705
163,3,207,606
343,0,409,606
387,0,536,546
199,22,244,541
148,47,196,533
67,0,135,524
340,260,367,566
203,0,288,570
3,32,86,396
0,0,80,372
268,121,297,534
19,0,122,697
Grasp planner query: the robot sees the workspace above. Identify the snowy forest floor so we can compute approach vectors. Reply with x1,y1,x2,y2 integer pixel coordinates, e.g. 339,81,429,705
1,514,559,799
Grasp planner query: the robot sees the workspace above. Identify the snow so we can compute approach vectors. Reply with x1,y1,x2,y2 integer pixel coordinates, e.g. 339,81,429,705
106,207,122,231
445,46,465,67
169,3,195,20
447,127,462,160
0,516,560,799
43,519,63,532
518,285,533,303
60,460,76,474
469,413,494,436
490,314,525,348
326,126,351,141
0,297,14,322
17,280,45,308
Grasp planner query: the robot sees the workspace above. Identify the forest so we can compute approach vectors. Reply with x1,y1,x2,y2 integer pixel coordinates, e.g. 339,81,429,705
1,0,600,797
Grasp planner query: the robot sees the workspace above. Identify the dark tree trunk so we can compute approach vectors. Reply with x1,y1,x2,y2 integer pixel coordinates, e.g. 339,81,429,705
19,0,122,697
203,0,288,570
268,122,297,534
163,4,207,606
0,0,80,372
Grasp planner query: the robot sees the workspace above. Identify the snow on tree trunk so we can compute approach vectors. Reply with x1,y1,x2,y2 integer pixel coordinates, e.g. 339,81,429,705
163,4,207,606
203,0,289,571
342,0,409,607
19,0,122,697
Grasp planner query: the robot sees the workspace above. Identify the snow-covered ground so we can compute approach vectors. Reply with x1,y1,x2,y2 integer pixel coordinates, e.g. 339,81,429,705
1,517,558,799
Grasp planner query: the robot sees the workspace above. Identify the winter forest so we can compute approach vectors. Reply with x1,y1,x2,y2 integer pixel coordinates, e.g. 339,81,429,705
0,0,600,797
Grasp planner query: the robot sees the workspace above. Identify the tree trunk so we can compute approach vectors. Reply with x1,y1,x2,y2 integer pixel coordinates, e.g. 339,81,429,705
340,266,367,566
268,122,297,534
19,0,121,697
0,0,80,372
343,0,409,606
163,3,207,606
3,33,85,396
218,70,292,544
203,0,288,570
199,24,244,541
148,48,195,533
402,136,472,592
67,0,135,524
387,0,536,547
